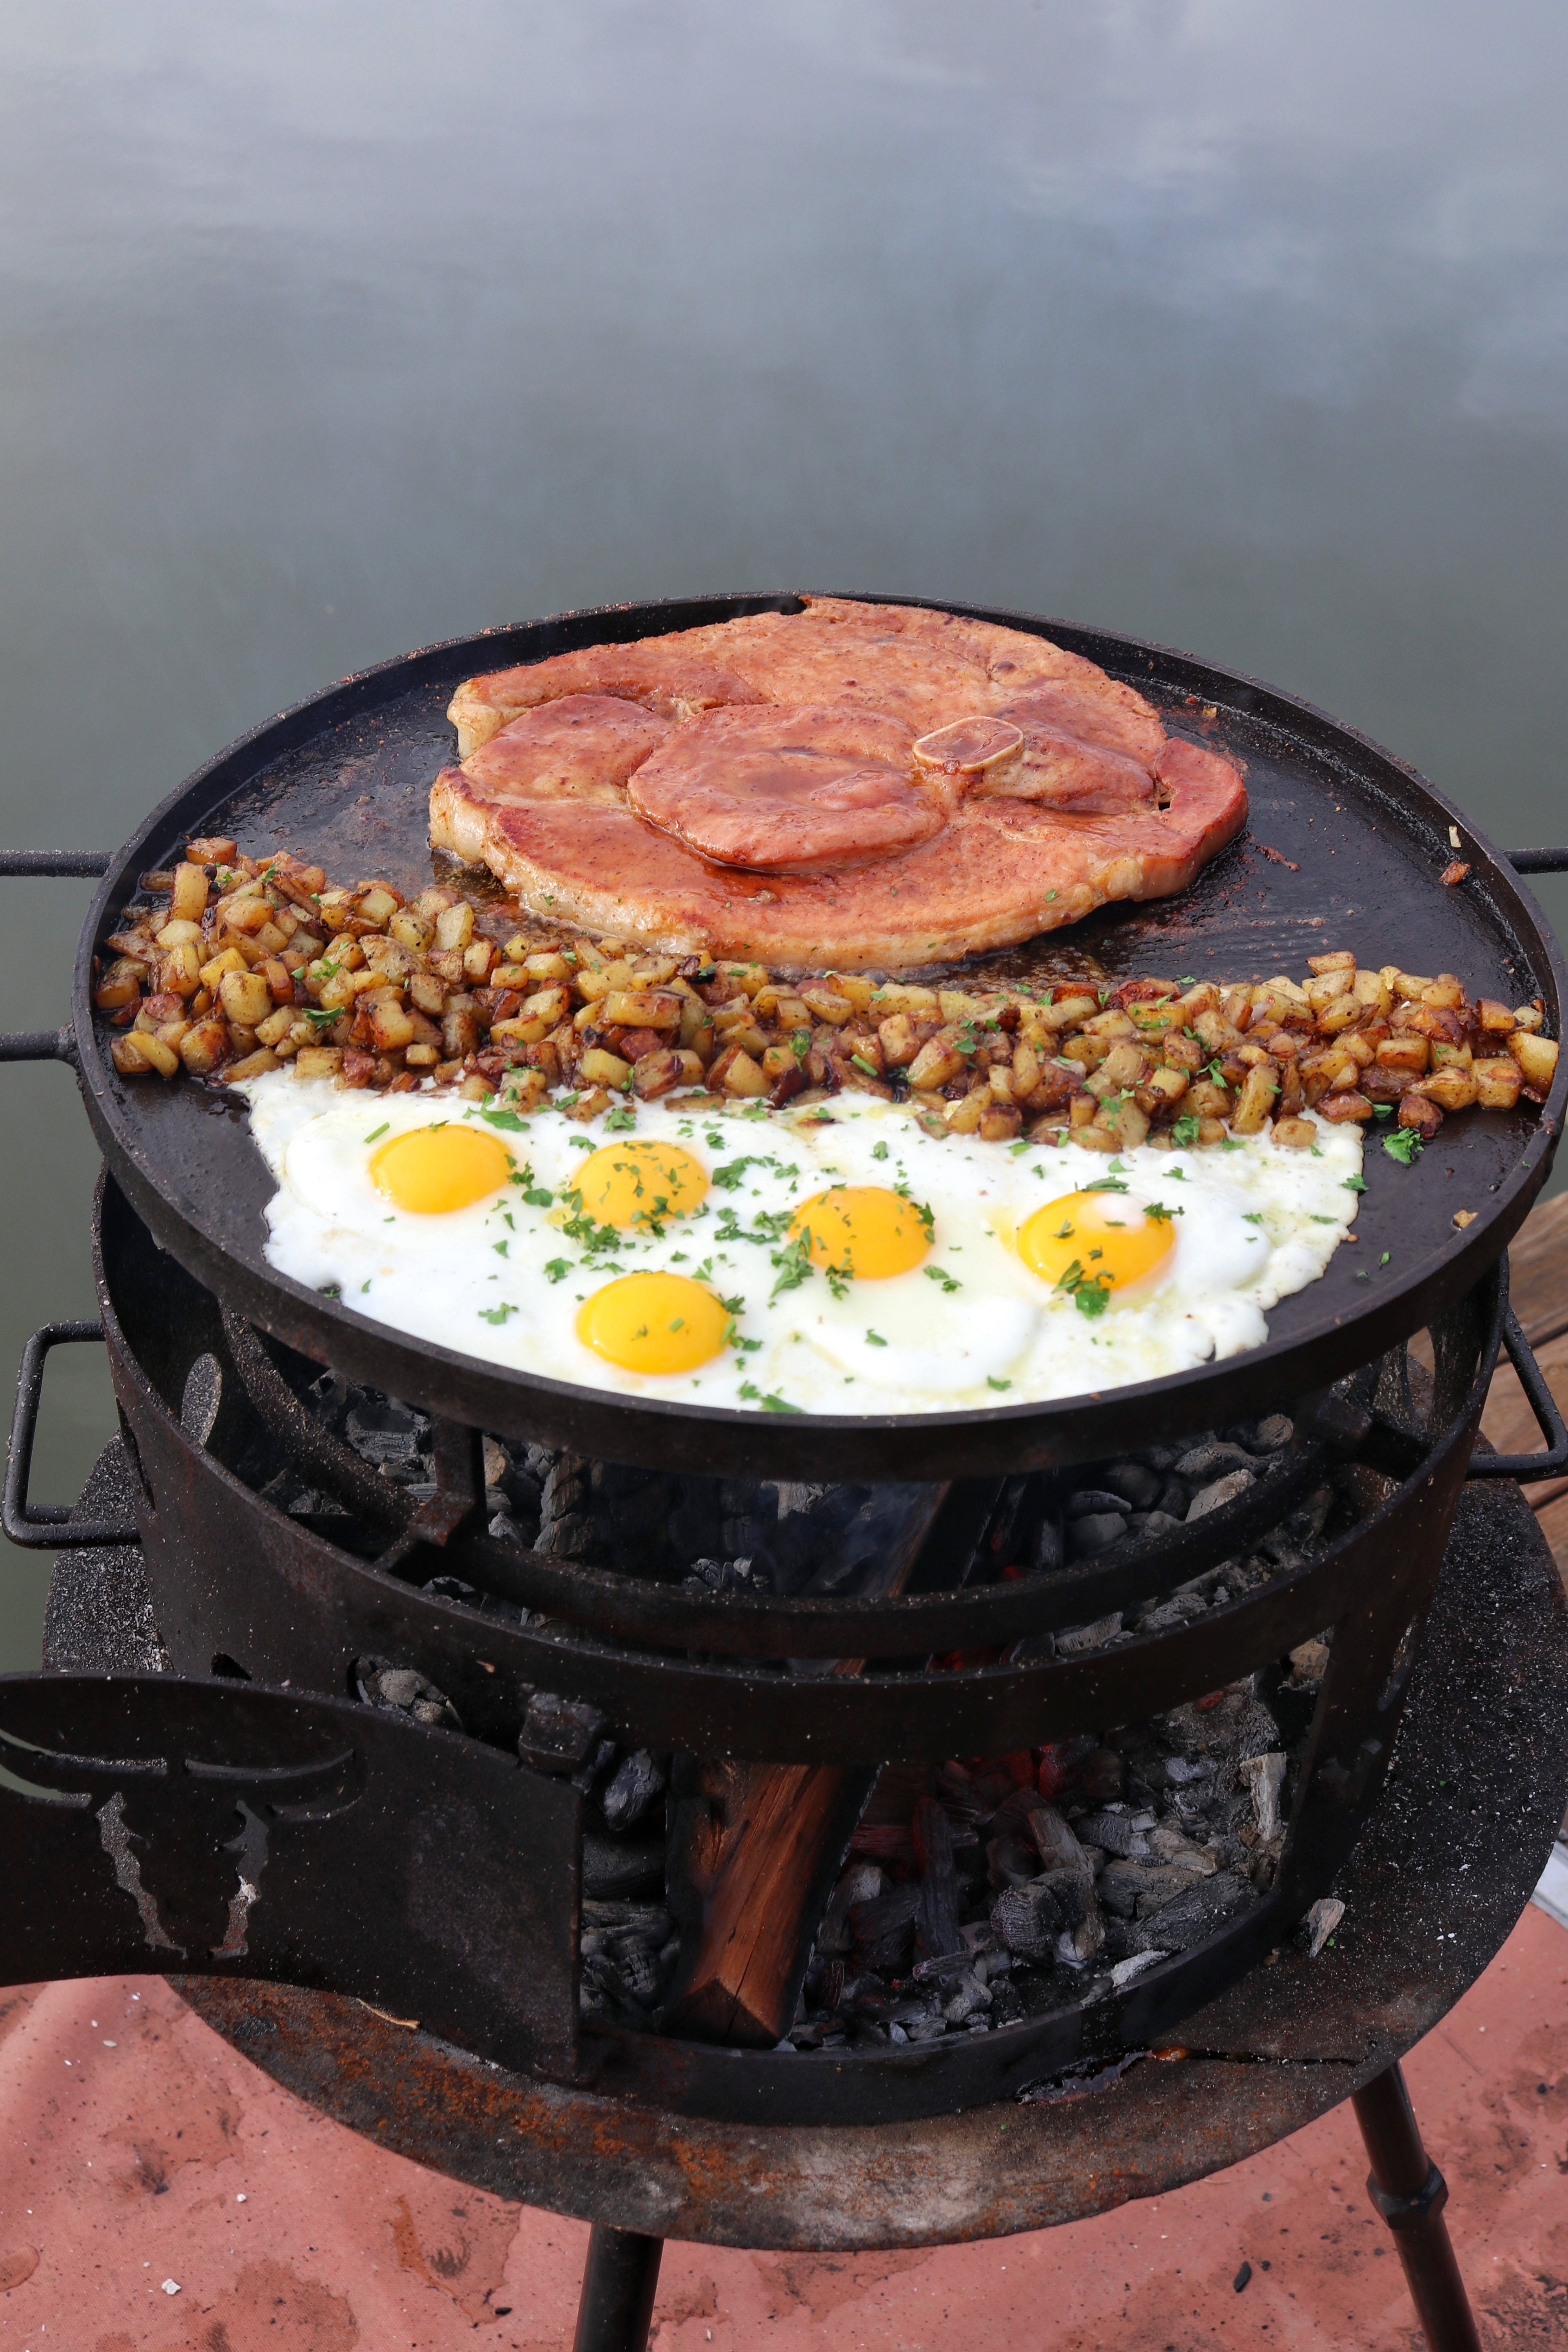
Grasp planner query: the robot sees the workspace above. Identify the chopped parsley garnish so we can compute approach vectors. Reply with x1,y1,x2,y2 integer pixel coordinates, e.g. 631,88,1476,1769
1171,1113,1201,1147
1082,1175,1129,1194
1344,1173,1368,1192
865,1330,887,1346
987,1376,1012,1391
924,1266,960,1293
543,1258,572,1283
1054,1259,1113,1318
872,1141,889,1161
479,1303,517,1324
1383,1129,1421,1165
480,1107,529,1132
604,1105,636,1131
739,1382,802,1413
492,1239,508,1256
1145,1202,1184,1223
363,1122,389,1143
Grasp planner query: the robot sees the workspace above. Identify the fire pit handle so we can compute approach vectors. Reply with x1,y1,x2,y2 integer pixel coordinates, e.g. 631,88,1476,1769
0,852,111,1066
1466,1307,1568,1483
1504,845,1568,873
3,1320,140,1547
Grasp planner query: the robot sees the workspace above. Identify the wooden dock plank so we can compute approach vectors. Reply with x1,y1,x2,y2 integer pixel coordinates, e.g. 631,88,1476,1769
1482,1192,1568,1572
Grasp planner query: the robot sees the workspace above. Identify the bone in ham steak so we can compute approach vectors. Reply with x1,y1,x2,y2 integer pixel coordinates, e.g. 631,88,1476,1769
430,598,1247,969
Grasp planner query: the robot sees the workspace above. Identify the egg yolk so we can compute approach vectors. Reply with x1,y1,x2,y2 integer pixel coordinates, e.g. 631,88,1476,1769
575,1273,731,1374
574,1140,708,1228
370,1124,513,1214
787,1186,931,1281
1018,1192,1176,1298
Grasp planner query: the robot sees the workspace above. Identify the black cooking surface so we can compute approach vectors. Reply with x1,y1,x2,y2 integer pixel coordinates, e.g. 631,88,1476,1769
69,597,1565,1477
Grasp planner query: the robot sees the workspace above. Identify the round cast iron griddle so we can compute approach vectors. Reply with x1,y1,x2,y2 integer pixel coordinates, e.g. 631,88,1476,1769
69,593,1566,1479
173,1476,1568,2248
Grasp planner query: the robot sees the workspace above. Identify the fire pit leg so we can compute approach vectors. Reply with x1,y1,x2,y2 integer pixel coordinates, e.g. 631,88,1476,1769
572,2225,664,2352
1351,2063,1481,2352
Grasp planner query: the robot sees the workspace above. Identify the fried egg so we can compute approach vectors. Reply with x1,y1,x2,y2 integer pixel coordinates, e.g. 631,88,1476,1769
241,1075,1363,1414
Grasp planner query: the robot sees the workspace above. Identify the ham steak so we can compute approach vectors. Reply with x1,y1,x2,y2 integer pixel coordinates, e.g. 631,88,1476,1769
430,598,1247,969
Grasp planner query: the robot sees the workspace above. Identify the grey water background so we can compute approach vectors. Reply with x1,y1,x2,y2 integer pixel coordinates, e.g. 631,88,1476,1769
2,2,1566,1669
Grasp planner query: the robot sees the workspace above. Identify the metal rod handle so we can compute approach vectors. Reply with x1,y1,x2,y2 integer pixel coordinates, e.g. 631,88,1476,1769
572,2227,664,2352
0,851,112,877
0,1027,77,1066
1352,2063,1481,2352
4,1321,140,1548
1466,1306,1568,1480
1504,846,1568,874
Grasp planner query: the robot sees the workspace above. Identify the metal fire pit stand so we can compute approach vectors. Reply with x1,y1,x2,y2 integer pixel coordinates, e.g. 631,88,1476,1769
38,1455,1568,2352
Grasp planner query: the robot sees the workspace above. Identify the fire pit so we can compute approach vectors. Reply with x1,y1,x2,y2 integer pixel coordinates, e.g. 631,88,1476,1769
3,595,1567,2348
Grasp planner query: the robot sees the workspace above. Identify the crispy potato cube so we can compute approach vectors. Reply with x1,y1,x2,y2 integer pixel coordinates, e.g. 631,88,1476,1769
579,1045,632,1090
404,1044,439,1068
1509,1029,1559,1091
1376,1034,1429,1073
154,917,204,952
254,1007,295,1048
389,909,434,953
986,1065,1015,1103
293,1046,343,1079
158,943,203,996
169,862,211,923
1398,1092,1444,1138
878,1013,921,1067
801,984,854,1024
1474,998,1515,1033
1230,1058,1281,1134
522,984,571,1027
93,966,142,1011
178,1017,230,1074
219,1049,280,1082
366,995,416,1053
565,1086,612,1122
497,1067,548,1113
1512,1002,1545,1034
1306,950,1356,975
460,939,494,982
1095,1041,1148,1091
632,1047,704,1098
1076,1121,1122,1154
260,956,294,1003
490,1016,547,1047
679,998,715,1057
1473,1056,1523,1109
110,1033,155,1076
1098,1095,1150,1149
131,1030,182,1077
1430,1039,1472,1071
602,989,681,1029
1318,1089,1373,1122
406,973,446,1017
1351,969,1392,1012
1034,991,1099,1033
978,1104,1023,1142
1273,1116,1318,1149
185,836,237,866
1082,1008,1136,1039
906,1039,966,1091
944,1091,987,1134
428,901,472,952
1010,1040,1042,1097
219,969,273,1027
1388,970,1432,1001
357,886,403,927
522,949,570,982
414,886,462,921
1421,976,1464,1010
1415,1066,1478,1111
762,1044,799,1081
709,1044,767,1098
1142,1064,1191,1108
1187,1079,1233,1118
442,1007,481,1057
1316,995,1365,1035
221,894,275,935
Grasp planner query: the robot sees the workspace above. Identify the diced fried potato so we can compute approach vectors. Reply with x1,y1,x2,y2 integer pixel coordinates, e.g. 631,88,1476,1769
565,1085,612,1121
1273,1116,1318,1149
1098,1094,1150,1148
405,1044,439,1067
1076,1120,1122,1153
519,948,570,981
159,943,203,996
1306,950,1356,975
944,1091,987,1134
219,1047,278,1080
293,1046,343,1079
1230,1058,1281,1134
219,969,273,1027
1187,1079,1233,1118
1305,971,1355,1013
1430,1039,1472,1071
906,1039,966,1090
632,1047,705,1098
389,909,434,953
1387,970,1431,1001
679,998,715,1057
1082,1007,1136,1039
459,939,493,982
1474,998,1515,1033
602,989,681,1029
178,1018,230,1074
1510,1030,1559,1089
169,862,211,923
516,984,567,1027
1376,1034,1429,1073
222,895,276,935
254,1007,295,1048
367,996,416,1053
1033,991,1098,1032
801,985,854,1024
93,965,142,1010
978,1105,1023,1142
1193,1009,1244,1051
1094,1041,1147,1091
1415,1066,1478,1111
1512,1002,1545,1033
414,886,463,921
490,1016,547,1046
1398,1092,1444,1138
357,886,403,927
1351,969,1391,1012
185,836,237,866
442,1007,481,1056
1319,1090,1373,1122
260,956,294,1003
579,1045,632,1090
111,1033,155,1076
1010,1040,1041,1097
155,916,204,950
710,1044,767,1097
1142,1064,1190,1107
1473,1056,1523,1109
1316,995,1365,1034
1159,1030,1203,1073
434,903,474,953
497,1068,548,1113
1421,976,1464,1009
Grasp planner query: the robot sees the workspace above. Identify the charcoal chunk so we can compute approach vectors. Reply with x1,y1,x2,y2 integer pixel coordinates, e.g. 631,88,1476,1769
1096,1461,1163,1510
1066,1514,1127,1560
990,1878,1063,1960
1127,1869,1252,1953
601,1748,668,1831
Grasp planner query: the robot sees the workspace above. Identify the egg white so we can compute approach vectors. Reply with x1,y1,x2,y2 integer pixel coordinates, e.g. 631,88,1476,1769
240,1074,1363,1415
